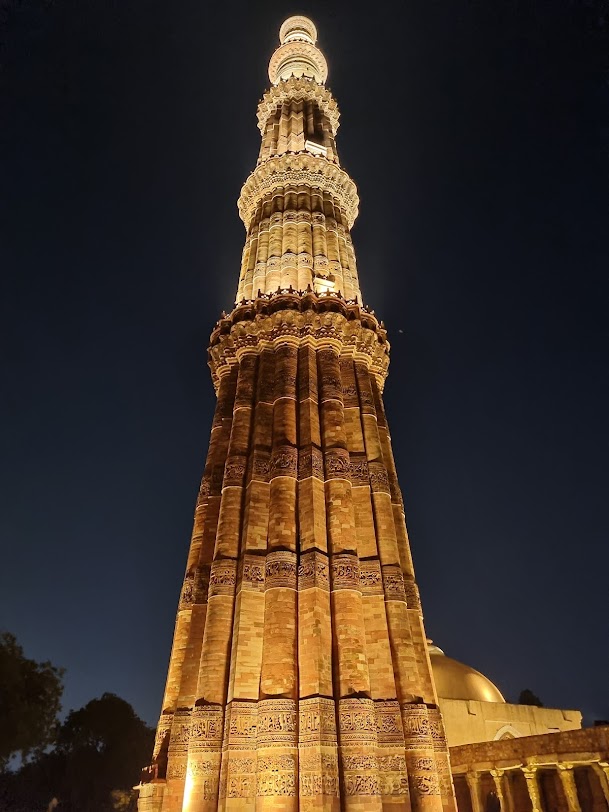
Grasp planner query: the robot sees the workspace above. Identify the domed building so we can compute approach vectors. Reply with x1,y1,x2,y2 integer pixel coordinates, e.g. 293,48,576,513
430,642,609,812
427,642,581,747
429,642,506,705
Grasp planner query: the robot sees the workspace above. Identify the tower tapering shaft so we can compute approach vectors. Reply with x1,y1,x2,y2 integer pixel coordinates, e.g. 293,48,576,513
138,16,456,812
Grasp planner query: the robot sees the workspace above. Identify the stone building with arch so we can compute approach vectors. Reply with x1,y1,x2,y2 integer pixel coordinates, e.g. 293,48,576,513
429,642,609,812
428,642,581,748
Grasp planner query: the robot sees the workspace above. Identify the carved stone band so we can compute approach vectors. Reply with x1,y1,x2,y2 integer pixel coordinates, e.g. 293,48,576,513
251,453,271,482
256,753,296,796
257,699,297,747
298,447,324,480
299,697,337,746
402,704,433,750
299,771,340,797
168,708,192,753
331,553,360,591
338,698,377,744
209,559,237,598
404,577,422,612
224,701,258,747
223,455,247,487
369,460,390,493
382,564,407,602
256,770,297,798
298,550,330,591
208,292,390,396
270,445,298,478
239,555,265,593
349,454,370,485
238,153,359,230
359,559,383,595
427,707,448,749
374,700,404,745
179,566,210,609
153,713,173,759
189,705,224,749
324,447,350,479
265,551,297,590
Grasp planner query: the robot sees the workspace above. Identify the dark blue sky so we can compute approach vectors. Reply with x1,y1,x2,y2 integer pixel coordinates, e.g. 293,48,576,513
2,0,608,727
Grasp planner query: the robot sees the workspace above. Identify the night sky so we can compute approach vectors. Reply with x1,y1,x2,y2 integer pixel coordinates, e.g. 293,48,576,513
2,0,608,729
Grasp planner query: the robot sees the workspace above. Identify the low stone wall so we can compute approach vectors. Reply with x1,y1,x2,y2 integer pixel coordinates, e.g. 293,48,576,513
450,727,609,770
440,698,581,748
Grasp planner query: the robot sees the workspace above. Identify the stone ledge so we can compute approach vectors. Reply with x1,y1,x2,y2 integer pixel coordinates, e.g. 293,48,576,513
238,151,359,229
208,290,390,392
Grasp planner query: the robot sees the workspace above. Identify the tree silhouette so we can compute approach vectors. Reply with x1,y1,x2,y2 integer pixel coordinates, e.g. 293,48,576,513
0,632,64,770
53,693,154,811
518,688,544,707
0,693,154,812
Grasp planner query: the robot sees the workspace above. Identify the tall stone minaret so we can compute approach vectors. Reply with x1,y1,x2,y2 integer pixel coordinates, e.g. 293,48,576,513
138,16,456,812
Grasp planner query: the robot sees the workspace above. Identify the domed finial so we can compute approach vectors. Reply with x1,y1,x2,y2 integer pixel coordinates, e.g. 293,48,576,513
279,16,317,45
268,16,328,85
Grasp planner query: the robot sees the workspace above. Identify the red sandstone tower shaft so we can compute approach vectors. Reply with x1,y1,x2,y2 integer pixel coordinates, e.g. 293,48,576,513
138,16,457,812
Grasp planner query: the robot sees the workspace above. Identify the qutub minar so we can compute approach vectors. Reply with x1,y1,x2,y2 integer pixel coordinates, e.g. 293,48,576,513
138,16,457,812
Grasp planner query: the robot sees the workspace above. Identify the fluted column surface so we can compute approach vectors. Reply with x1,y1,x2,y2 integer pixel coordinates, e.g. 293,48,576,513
139,16,455,812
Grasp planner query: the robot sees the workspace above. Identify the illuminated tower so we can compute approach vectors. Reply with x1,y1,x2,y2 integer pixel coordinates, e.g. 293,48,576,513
138,16,456,812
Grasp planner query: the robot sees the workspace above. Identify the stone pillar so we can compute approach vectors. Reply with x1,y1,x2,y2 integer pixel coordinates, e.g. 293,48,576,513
591,763,609,806
490,770,508,812
557,765,581,812
138,782,165,812
522,767,542,812
465,772,483,812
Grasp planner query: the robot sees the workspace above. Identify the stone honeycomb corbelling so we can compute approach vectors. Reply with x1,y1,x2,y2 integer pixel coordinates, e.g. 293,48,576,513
268,40,328,85
238,152,359,230
208,291,390,391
